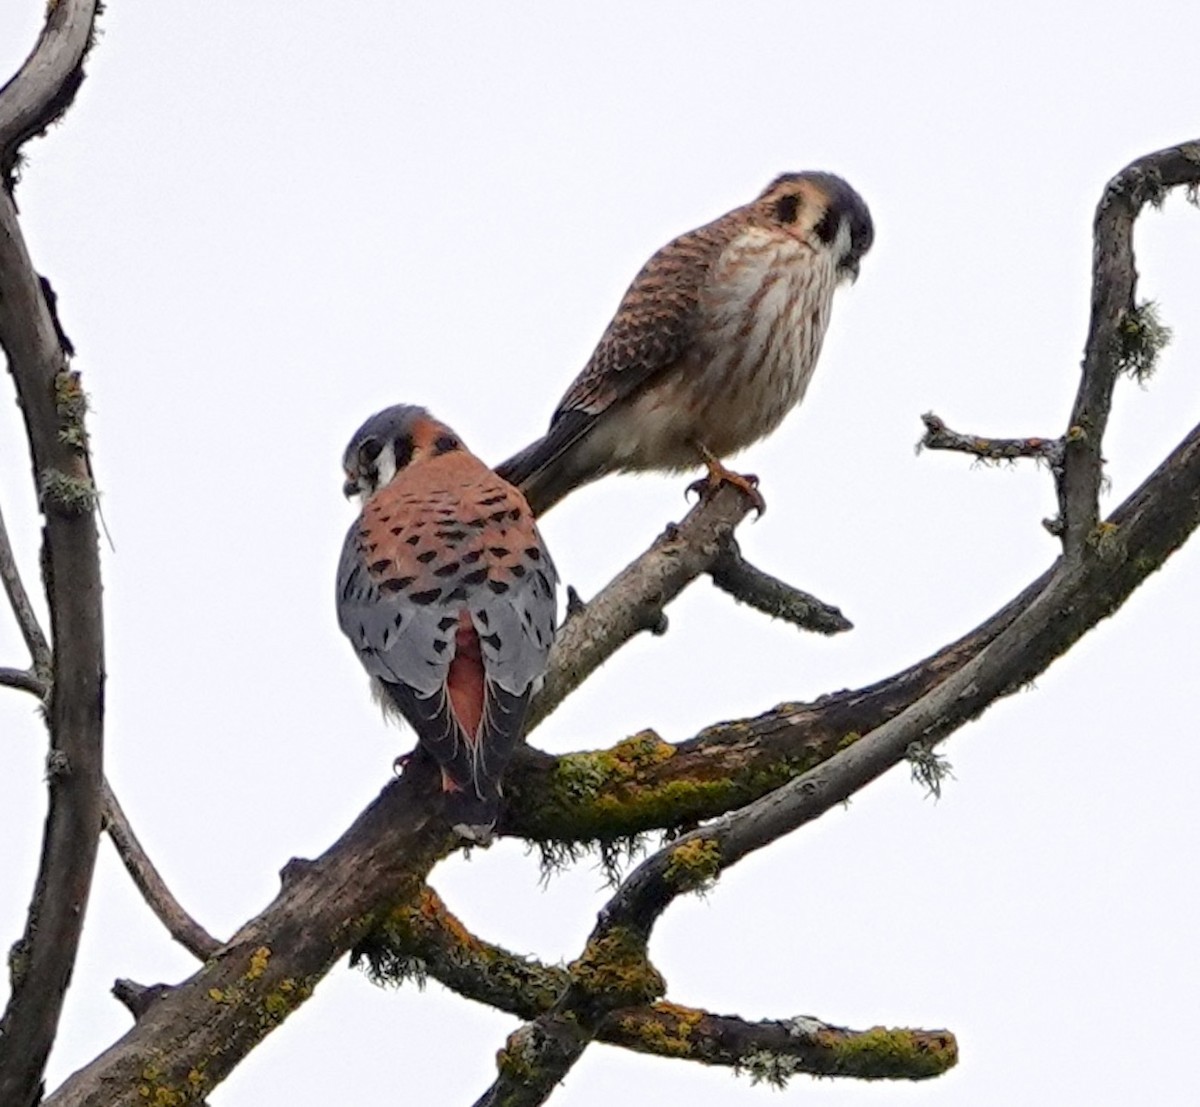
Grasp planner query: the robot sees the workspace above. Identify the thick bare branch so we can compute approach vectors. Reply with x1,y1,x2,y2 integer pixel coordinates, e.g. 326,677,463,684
357,887,956,1081
709,534,851,634
0,0,100,184
101,779,222,961
0,8,105,1100
0,499,50,672
1058,139,1200,553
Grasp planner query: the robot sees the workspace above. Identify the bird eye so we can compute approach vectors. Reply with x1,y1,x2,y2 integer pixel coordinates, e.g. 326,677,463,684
358,437,383,466
774,193,801,224
433,435,459,455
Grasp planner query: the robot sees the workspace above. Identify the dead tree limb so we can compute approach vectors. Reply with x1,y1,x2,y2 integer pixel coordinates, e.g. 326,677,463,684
0,6,106,1104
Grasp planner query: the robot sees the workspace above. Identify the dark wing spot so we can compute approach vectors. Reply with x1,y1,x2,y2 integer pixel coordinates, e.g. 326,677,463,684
433,560,461,578
488,510,508,523
410,588,442,605
436,529,467,543
394,613,405,629
508,509,521,521
368,559,391,573
445,585,468,602
534,570,552,594
524,546,542,561
467,518,488,529
417,550,438,564
475,609,490,627
479,493,506,506
488,546,509,558
380,576,416,594
462,568,488,586
391,526,405,536
406,534,421,545
433,435,459,454
774,193,801,225
480,632,502,650
511,564,527,578
462,549,483,564
432,639,448,654
487,580,510,595
437,615,458,631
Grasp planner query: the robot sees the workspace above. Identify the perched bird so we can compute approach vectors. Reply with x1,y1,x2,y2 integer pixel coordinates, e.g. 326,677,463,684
337,405,557,839
496,172,873,515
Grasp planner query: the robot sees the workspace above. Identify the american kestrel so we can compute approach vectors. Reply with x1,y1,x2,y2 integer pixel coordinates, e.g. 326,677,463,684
337,405,557,838
496,172,873,515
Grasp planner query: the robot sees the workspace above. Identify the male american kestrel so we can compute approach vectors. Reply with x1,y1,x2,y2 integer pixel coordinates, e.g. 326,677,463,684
496,172,873,515
337,405,557,838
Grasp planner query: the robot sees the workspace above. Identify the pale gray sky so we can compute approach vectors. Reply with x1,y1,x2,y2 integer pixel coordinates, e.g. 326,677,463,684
1,2,1198,1104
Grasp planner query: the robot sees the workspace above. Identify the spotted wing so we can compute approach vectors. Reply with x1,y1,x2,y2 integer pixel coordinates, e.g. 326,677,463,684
337,458,557,820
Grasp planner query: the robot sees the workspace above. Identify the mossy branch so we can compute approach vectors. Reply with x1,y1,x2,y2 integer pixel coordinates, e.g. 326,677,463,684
355,887,955,1081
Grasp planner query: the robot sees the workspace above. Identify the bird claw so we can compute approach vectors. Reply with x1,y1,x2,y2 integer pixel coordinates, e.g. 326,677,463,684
685,469,766,517
392,751,414,776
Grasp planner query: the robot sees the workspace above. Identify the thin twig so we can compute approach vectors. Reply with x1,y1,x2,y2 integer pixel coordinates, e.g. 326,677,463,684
0,666,46,696
0,499,50,672
709,535,851,634
101,779,222,961
919,412,1064,467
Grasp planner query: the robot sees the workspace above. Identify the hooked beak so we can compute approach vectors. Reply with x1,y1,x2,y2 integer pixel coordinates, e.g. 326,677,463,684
343,475,358,498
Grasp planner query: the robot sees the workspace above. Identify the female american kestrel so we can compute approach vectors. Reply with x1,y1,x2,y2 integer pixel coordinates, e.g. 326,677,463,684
496,172,873,515
337,405,557,838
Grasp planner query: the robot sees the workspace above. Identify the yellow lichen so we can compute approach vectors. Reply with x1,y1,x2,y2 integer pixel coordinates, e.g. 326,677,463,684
570,928,665,1007
663,837,721,892
245,946,271,981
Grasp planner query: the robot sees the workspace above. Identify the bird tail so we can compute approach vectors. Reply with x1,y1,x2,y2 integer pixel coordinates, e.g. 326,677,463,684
494,412,603,516
440,779,501,844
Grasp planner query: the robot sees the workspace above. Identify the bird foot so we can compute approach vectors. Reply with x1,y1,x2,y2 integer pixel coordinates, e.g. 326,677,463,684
392,751,414,776
686,461,766,517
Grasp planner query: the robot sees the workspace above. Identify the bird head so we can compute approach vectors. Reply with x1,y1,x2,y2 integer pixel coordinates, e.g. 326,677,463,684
756,171,874,283
341,404,462,501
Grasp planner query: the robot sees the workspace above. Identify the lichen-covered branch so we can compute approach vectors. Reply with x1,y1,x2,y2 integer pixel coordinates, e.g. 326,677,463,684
101,778,223,961
0,6,106,1101
709,534,851,634
1057,139,1200,554
919,412,1064,467
505,404,1200,848
356,886,956,1082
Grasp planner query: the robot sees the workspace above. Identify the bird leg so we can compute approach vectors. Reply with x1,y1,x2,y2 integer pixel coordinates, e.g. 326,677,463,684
686,444,766,516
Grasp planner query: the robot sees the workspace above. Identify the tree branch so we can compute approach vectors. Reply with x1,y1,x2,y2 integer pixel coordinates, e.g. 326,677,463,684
1058,139,1200,553
44,760,460,1107
918,412,1064,467
100,778,223,961
0,0,100,186
356,887,956,1082
481,404,1200,1101
0,7,105,1102
0,665,46,696
708,534,851,634
526,483,758,732
0,498,50,673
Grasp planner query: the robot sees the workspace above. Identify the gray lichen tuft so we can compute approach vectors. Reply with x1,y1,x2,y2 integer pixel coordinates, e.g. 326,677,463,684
906,741,954,800
1116,300,1172,382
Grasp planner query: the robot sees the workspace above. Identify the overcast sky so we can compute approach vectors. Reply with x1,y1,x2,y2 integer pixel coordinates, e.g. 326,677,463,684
1,2,1199,1104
